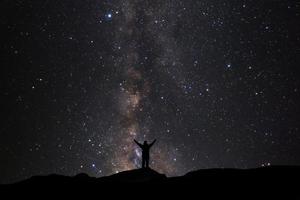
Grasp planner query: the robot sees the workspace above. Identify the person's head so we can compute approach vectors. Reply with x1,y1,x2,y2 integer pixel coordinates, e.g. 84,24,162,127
144,141,148,145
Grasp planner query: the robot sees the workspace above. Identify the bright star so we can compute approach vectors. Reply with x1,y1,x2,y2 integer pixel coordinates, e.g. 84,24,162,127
105,12,113,21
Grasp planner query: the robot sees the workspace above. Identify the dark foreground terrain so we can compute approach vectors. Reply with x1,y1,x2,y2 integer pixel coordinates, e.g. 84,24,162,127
1,166,300,197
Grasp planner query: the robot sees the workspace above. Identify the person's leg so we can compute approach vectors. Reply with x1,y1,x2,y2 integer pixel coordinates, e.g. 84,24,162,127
146,157,149,168
142,157,145,168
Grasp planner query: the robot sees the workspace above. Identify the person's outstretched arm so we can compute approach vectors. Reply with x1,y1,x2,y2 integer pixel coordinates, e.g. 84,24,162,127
134,139,142,148
150,139,157,147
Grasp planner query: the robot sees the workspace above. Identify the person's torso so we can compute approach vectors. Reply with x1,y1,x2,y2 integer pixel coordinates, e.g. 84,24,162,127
142,145,150,153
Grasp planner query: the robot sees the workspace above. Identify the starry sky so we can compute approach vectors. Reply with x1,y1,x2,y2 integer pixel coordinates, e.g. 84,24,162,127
1,0,300,184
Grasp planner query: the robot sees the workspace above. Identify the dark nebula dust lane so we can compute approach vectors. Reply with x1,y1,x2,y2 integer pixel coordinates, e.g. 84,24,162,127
1,0,300,183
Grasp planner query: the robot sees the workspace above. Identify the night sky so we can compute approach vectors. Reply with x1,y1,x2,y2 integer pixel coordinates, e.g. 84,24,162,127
1,0,300,184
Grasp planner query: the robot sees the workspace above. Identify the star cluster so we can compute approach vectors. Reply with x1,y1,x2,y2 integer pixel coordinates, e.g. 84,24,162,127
0,0,300,183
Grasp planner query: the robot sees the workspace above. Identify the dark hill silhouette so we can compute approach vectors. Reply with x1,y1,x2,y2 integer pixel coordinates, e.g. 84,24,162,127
1,166,300,197
99,168,166,183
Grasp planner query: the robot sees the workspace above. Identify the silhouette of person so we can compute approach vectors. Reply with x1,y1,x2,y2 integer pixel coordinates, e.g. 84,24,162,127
134,139,156,168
